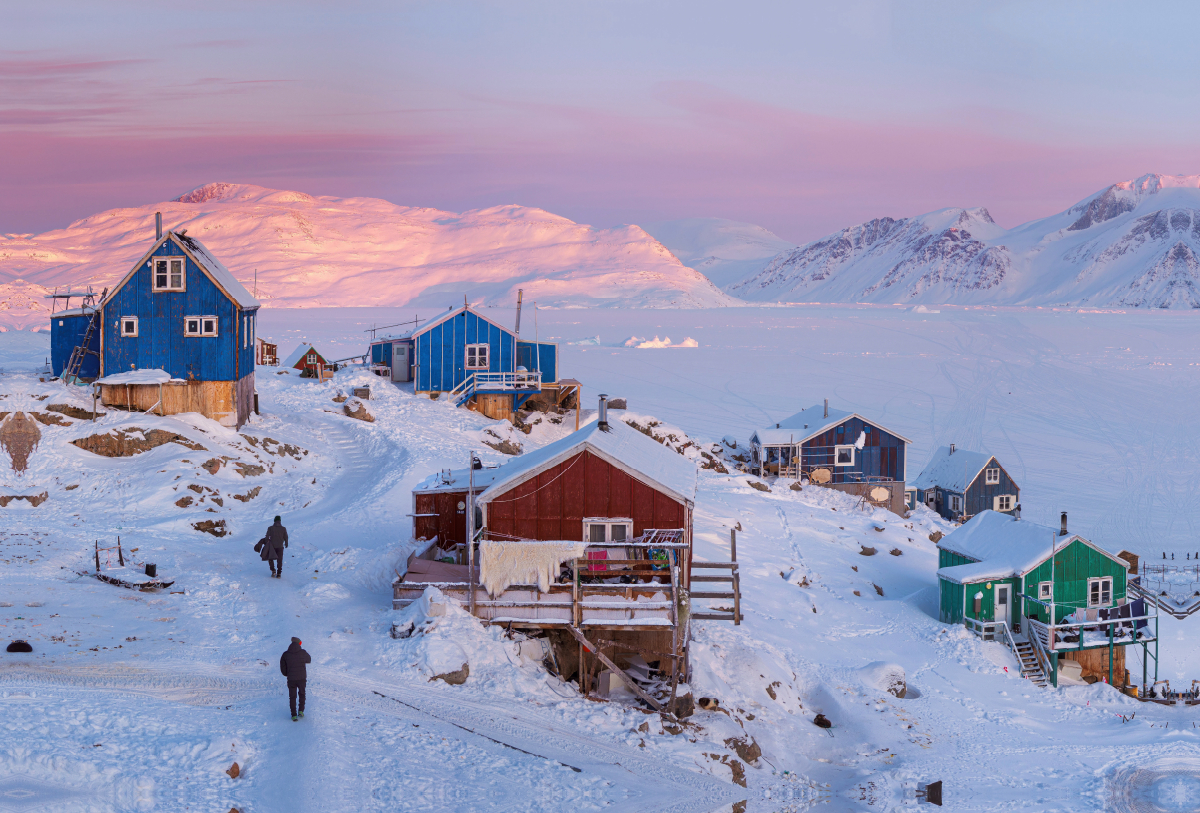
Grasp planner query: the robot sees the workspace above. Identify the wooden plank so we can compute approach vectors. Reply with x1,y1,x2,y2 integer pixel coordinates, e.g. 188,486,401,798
565,624,663,711
691,612,738,621
689,591,737,599
691,562,739,569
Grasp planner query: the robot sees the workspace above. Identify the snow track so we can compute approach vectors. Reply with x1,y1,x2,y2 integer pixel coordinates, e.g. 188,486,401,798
0,664,743,813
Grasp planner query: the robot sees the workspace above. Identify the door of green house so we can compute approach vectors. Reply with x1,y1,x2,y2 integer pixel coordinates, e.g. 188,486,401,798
995,583,1013,628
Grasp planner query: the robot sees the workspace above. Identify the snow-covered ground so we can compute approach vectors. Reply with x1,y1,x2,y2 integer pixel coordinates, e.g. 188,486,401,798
2,305,1200,812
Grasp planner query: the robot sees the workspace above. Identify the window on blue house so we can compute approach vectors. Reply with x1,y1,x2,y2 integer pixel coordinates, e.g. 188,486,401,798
986,467,1000,484
184,316,218,337
834,445,854,466
120,317,138,337
465,343,489,370
153,257,185,291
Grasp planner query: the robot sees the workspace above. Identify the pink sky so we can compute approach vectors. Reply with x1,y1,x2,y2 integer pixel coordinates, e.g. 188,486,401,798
4,2,1199,242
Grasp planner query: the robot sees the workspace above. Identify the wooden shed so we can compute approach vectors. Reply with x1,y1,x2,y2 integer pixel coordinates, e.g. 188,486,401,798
68,225,259,428
913,445,1020,522
937,510,1158,689
283,344,334,380
255,337,278,366
750,402,910,514
398,409,699,706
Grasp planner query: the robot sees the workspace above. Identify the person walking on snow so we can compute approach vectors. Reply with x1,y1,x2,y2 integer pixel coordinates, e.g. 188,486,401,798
280,637,311,721
264,515,288,578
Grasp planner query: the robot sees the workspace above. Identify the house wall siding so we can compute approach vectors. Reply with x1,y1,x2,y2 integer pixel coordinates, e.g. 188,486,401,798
51,312,100,378
800,417,905,483
1021,538,1128,623
415,311,515,393
965,464,1020,518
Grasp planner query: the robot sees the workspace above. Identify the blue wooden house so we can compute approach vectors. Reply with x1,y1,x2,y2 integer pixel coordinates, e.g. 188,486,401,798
50,308,100,380
749,402,910,514
52,222,260,427
376,304,563,421
913,445,1020,522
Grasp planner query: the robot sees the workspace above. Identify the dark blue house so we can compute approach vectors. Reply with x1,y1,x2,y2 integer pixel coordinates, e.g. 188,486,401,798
50,306,101,380
913,445,1020,522
749,402,911,514
373,304,560,420
52,223,260,427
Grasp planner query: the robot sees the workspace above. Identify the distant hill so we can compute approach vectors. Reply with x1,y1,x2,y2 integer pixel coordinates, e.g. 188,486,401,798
640,218,795,290
0,183,734,327
731,174,1200,309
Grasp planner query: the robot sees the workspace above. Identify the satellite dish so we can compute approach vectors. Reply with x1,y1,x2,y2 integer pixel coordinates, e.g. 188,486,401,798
870,486,890,502
810,468,832,484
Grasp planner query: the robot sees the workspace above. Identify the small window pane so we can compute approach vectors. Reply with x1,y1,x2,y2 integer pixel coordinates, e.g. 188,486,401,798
589,524,606,543
203,319,215,334
610,525,627,543
187,319,199,334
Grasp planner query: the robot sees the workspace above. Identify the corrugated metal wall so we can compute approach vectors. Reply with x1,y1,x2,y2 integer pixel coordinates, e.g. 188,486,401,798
50,313,99,378
415,311,516,392
103,240,253,382
483,450,686,542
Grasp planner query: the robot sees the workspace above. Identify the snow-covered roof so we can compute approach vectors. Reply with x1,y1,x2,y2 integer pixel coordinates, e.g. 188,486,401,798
105,232,260,311
401,304,513,341
52,308,92,318
752,404,912,447
95,368,178,385
936,511,1125,584
478,418,697,507
912,446,997,492
282,344,323,368
414,466,505,494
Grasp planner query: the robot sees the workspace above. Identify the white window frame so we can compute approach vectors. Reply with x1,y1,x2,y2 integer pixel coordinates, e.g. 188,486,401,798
994,494,1014,512
307,352,319,365
184,315,218,337
985,467,1000,485
833,445,855,467
583,517,633,545
119,316,139,337
1088,576,1113,608
949,494,962,513
465,343,490,370
151,256,186,291
1038,581,1053,601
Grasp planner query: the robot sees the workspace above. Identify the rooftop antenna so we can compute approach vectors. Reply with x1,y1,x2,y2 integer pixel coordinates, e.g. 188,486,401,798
155,211,162,240
514,289,523,336
824,399,828,419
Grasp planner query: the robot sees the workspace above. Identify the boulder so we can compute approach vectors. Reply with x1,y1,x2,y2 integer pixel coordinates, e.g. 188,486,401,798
343,398,375,422
859,661,906,698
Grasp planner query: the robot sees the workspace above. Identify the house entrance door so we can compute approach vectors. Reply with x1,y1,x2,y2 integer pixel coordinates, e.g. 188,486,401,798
391,343,410,382
995,584,1012,628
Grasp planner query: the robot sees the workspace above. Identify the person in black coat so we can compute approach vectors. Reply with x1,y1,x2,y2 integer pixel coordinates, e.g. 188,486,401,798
280,637,311,721
263,516,289,578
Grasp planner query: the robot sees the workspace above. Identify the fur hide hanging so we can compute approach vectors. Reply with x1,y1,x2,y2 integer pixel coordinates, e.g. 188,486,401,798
479,540,588,596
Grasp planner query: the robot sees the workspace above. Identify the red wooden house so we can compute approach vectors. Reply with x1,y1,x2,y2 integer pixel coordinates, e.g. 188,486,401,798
283,343,333,380
398,400,699,704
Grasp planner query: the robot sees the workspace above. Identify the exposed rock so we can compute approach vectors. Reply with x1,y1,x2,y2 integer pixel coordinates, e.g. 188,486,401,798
873,583,884,596
890,547,903,556
72,428,206,457
226,762,240,779
202,458,224,474
482,437,523,455
699,451,728,473
789,481,803,491
46,403,104,420
607,398,627,410
0,492,48,507
860,661,906,698
343,398,374,422
211,497,224,507
233,486,262,503
332,394,348,404
813,713,832,729
30,412,70,426
430,663,469,685
245,436,306,459
235,462,265,477
724,736,761,766
193,519,228,537
64,484,79,491
705,753,746,787
747,481,770,493
670,692,694,719
929,531,943,543
175,496,194,508
765,681,781,701
859,546,876,556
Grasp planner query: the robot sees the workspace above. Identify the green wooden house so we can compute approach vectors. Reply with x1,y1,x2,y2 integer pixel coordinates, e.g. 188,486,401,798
937,510,1157,688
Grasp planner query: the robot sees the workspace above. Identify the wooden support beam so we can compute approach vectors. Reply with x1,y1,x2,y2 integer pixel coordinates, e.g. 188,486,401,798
565,624,663,712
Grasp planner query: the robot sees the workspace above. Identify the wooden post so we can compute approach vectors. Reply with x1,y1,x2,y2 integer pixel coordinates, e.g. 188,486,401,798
731,528,741,625
94,540,100,572
575,385,580,432
730,528,736,562
117,537,124,567
565,625,663,712
667,549,682,715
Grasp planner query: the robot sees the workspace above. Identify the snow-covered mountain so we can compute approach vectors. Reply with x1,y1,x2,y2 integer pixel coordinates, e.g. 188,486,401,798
732,174,1200,308
640,218,795,289
0,183,733,326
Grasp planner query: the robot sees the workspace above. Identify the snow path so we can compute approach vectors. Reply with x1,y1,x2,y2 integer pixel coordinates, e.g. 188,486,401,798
0,664,741,812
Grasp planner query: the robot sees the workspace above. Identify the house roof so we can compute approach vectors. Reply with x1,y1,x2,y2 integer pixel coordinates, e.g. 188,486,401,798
936,510,1126,584
282,343,323,368
752,404,912,447
401,304,514,341
912,446,997,492
478,417,698,508
104,232,260,311
414,466,505,494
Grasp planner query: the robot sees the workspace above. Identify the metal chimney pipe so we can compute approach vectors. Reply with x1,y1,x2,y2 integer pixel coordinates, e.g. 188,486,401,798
514,289,523,336
823,399,828,418
598,393,609,430
1060,511,1068,536
155,212,162,240
950,443,956,455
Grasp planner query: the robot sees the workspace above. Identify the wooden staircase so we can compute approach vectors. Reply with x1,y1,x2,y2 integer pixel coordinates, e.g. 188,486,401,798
689,530,742,624
1014,638,1048,687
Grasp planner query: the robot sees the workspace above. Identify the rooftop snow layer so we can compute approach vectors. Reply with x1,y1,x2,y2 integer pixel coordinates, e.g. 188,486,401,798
174,233,260,309
753,404,911,446
936,510,1124,583
414,466,504,494
282,343,317,368
912,446,996,492
478,417,698,507
94,368,175,385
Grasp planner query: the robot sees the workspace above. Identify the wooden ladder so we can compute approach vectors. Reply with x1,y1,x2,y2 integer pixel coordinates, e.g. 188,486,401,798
1014,640,1048,687
689,529,742,624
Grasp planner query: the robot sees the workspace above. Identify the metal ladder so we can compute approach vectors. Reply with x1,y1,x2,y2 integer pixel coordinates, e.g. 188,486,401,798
62,288,106,385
